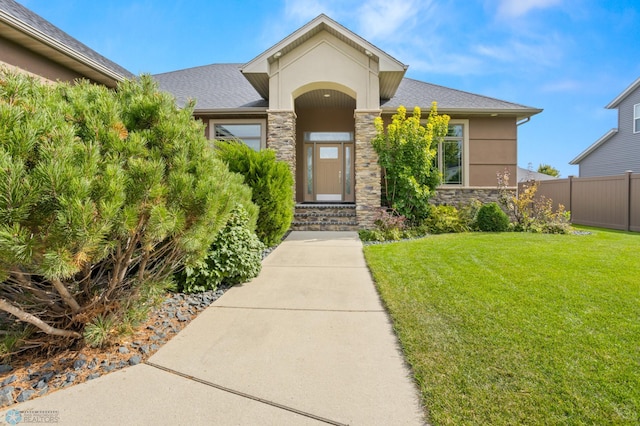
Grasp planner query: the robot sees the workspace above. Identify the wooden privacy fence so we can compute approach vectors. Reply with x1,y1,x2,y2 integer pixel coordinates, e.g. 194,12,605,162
519,171,640,232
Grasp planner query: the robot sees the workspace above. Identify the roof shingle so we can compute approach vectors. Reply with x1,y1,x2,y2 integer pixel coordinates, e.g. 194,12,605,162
0,0,133,79
153,64,540,117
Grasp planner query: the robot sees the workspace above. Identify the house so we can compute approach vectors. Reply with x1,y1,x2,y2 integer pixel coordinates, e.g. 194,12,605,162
1,1,543,229
517,166,558,182
0,0,132,86
154,14,542,228
570,76,640,177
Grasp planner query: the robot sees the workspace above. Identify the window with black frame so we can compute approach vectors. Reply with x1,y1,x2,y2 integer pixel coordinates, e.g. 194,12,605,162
213,123,263,151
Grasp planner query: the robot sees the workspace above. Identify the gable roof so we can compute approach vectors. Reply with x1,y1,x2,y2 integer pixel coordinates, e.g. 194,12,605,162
382,78,542,119
0,0,133,86
606,76,640,109
240,14,407,100
154,64,542,119
569,128,618,164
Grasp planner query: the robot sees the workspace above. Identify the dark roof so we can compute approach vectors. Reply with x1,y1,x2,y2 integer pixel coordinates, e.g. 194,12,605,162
153,63,268,111
0,0,133,79
153,64,540,117
382,78,540,114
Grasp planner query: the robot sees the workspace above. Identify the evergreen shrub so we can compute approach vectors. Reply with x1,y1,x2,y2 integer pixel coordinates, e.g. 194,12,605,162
215,141,294,247
476,202,510,232
0,70,254,348
176,207,264,293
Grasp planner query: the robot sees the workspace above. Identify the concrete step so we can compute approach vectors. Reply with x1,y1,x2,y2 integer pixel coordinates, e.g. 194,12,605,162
292,204,358,231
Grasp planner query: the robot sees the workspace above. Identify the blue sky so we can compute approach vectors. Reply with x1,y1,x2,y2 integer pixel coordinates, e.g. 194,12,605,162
17,0,640,177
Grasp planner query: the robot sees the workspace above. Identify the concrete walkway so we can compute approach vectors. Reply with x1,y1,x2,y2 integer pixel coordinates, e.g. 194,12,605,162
1,232,426,425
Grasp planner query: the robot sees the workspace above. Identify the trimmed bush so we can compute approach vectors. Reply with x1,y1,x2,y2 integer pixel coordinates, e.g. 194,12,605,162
215,141,294,247
424,205,465,234
176,207,264,293
476,202,510,232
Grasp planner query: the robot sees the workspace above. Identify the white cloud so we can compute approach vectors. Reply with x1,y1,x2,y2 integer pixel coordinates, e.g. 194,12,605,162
355,0,427,40
540,79,582,93
496,0,563,18
473,33,565,68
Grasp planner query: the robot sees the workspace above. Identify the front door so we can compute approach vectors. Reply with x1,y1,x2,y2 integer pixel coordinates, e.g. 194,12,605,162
316,144,342,201
303,132,355,203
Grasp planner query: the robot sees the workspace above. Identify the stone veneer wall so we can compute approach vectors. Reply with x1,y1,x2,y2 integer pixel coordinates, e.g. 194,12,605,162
354,111,381,228
267,111,296,199
430,188,516,206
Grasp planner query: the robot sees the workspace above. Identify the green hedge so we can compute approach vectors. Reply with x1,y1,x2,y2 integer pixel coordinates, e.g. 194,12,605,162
215,141,294,247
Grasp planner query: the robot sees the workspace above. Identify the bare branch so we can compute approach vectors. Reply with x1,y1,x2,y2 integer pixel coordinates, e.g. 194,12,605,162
0,298,81,338
51,278,81,313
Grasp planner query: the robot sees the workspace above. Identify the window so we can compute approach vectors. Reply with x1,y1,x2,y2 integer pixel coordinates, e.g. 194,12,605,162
433,121,468,185
210,120,266,151
634,103,640,134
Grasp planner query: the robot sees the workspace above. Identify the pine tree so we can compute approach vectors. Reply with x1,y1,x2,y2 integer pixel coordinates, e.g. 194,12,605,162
0,70,254,348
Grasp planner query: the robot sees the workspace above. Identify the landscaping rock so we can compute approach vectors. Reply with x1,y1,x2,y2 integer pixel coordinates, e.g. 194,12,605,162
128,355,142,366
118,346,130,354
73,359,86,370
0,365,12,374
87,373,100,380
0,386,14,406
66,373,76,383
40,371,55,383
1,375,17,387
16,389,35,403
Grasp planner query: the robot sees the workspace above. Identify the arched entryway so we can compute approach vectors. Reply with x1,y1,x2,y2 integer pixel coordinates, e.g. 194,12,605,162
294,88,356,203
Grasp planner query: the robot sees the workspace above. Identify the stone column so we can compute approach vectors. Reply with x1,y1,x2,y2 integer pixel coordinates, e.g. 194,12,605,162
267,110,296,201
354,110,381,228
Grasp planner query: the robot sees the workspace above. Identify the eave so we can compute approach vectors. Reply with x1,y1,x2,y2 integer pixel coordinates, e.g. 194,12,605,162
0,9,129,87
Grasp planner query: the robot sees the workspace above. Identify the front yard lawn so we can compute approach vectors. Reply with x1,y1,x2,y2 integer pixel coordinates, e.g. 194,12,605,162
364,227,639,425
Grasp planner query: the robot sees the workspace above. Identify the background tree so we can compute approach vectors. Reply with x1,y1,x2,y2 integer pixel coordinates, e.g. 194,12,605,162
537,163,561,177
371,103,449,223
0,70,254,349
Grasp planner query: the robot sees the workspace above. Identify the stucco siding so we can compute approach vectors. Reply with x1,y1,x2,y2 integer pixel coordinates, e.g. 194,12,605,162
467,117,517,187
0,36,83,83
579,89,640,177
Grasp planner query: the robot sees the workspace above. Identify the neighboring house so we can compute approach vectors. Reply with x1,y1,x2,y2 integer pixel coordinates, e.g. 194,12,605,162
570,76,640,177
517,166,559,182
0,2,543,229
0,0,132,86
154,14,542,227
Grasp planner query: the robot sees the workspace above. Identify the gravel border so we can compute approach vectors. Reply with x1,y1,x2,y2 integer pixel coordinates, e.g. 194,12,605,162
0,242,283,408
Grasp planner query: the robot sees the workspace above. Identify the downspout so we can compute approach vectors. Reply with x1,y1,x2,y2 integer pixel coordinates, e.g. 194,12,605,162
515,116,531,198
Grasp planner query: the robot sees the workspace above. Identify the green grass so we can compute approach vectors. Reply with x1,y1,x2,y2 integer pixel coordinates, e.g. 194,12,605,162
364,227,640,425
